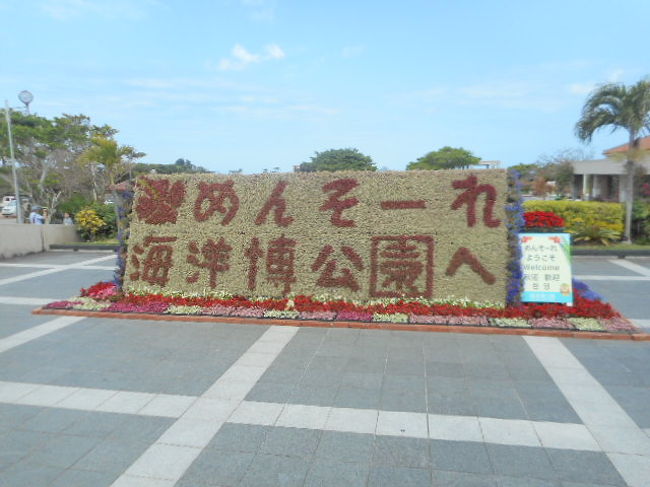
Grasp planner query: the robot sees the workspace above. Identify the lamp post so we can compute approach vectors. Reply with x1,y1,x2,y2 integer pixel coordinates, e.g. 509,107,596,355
3,90,33,224
4,100,22,223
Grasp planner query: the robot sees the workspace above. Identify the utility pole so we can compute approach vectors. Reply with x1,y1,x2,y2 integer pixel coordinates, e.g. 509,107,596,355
4,100,22,223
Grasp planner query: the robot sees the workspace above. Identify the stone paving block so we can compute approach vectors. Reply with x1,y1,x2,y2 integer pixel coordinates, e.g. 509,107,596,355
177,448,254,486
385,358,425,376
229,401,284,426
430,440,493,475
486,444,558,481
315,430,374,464
428,414,483,443
239,453,310,487
261,426,322,458
207,423,268,453
324,407,378,435
50,468,118,487
305,460,370,487
107,415,172,444
381,390,427,413
480,418,540,447
0,306,53,339
340,372,384,390
376,410,428,438
0,457,63,486
74,438,155,473
372,435,430,468
123,443,200,480
434,470,500,486
20,407,86,433
498,477,561,486
0,268,113,299
367,466,432,487
289,385,339,406
0,429,51,463
427,389,478,417
333,385,382,410
245,381,295,403
545,449,627,486
515,381,582,424
27,434,100,468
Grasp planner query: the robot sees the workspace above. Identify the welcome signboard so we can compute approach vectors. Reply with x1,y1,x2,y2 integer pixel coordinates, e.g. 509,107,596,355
123,170,511,304
519,233,573,305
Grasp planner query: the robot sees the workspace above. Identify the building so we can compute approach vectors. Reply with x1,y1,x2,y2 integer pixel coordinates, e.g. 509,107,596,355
572,136,650,201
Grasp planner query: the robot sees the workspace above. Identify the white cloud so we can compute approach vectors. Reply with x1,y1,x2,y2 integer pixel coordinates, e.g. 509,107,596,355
341,45,365,58
217,43,285,71
568,82,595,95
40,0,159,20
265,44,285,60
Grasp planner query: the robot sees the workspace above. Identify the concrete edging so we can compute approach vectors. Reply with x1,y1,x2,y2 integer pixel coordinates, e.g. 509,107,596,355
32,307,650,341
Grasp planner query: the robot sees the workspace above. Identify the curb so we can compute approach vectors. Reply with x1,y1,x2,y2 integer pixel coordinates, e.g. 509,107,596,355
32,307,650,341
572,249,650,258
50,244,119,251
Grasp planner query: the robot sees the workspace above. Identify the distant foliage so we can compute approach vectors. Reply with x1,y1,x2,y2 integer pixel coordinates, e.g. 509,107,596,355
523,201,624,244
296,148,376,172
407,147,480,171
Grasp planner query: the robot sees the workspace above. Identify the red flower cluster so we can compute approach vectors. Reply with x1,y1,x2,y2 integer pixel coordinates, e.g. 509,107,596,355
524,211,565,229
80,281,118,299
79,282,618,320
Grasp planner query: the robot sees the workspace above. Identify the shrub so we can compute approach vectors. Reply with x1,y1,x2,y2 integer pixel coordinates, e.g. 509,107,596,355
632,201,650,243
75,209,106,241
523,201,624,238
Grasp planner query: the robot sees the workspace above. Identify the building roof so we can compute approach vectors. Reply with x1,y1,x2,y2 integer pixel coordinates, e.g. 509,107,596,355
603,135,650,155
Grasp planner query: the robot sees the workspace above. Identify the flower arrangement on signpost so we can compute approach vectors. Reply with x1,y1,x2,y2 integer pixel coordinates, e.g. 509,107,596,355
39,170,640,335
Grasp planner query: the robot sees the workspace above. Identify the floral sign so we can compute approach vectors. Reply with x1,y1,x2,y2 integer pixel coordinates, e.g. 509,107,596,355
520,233,573,305
124,170,511,304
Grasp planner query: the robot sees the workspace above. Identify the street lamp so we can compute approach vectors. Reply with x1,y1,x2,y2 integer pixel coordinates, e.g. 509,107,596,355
18,90,33,115
3,90,34,224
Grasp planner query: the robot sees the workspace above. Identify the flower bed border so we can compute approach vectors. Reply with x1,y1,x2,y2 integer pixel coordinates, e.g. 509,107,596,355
31,307,650,341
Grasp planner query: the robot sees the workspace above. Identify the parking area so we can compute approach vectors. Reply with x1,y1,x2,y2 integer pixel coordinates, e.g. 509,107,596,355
0,251,649,486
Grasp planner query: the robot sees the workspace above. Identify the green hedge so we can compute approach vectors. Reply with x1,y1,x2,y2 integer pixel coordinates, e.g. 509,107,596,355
523,201,624,236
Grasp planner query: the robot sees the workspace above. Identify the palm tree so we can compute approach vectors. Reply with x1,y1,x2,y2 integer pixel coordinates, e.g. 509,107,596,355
575,78,650,243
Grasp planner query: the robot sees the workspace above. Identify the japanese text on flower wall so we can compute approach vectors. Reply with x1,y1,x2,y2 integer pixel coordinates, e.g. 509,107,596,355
124,170,511,304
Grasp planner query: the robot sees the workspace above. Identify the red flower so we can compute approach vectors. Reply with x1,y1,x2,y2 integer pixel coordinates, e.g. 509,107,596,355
524,211,565,228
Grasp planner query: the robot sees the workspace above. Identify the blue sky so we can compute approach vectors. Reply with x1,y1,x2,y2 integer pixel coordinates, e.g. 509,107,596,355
1,0,648,173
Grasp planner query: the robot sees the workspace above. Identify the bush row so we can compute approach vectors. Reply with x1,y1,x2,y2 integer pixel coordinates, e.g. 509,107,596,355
523,201,624,239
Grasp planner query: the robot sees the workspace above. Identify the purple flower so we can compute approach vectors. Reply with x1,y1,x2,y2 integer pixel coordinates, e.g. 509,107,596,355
106,302,168,313
46,300,75,309
337,310,373,322
600,318,638,332
204,305,234,316
530,318,573,329
409,314,448,324
229,307,265,318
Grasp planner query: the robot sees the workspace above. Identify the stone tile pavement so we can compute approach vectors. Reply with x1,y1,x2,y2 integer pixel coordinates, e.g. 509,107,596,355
0,252,648,486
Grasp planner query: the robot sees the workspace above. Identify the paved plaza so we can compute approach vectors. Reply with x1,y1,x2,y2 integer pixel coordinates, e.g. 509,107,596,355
0,251,649,486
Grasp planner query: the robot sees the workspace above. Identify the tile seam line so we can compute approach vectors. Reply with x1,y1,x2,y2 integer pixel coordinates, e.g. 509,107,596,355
109,325,299,486
0,315,86,354
608,258,650,277
524,336,650,487
0,379,609,452
0,254,116,287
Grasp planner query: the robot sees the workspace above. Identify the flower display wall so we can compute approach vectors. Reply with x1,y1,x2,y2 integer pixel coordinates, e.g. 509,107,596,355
124,170,511,305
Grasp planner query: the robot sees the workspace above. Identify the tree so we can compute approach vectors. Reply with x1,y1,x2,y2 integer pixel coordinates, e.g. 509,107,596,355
0,112,115,213
407,146,480,170
131,159,209,176
576,78,650,242
296,148,376,172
